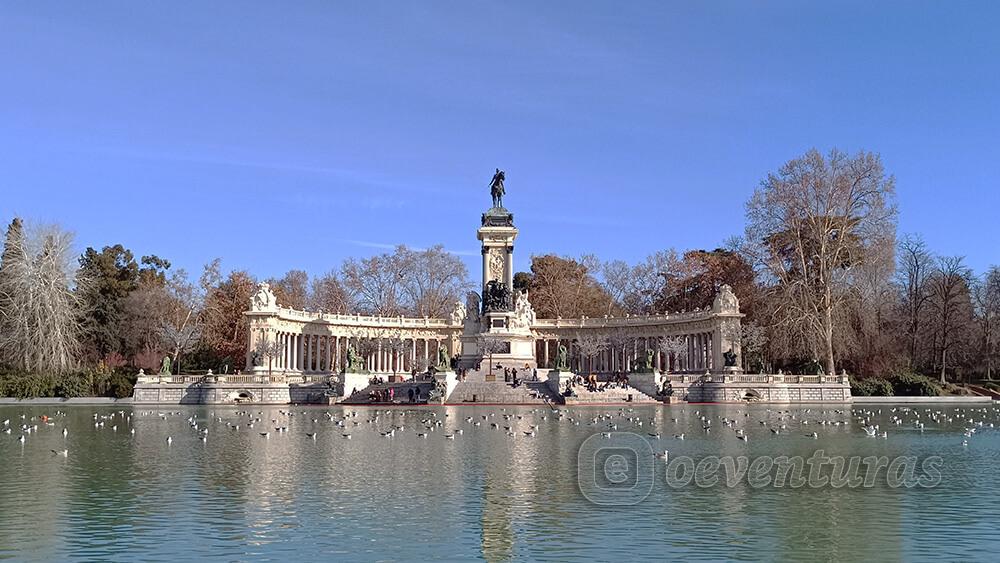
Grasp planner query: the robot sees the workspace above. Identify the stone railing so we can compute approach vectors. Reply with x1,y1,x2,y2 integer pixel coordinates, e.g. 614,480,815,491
658,373,849,385
138,373,333,385
530,310,716,330
270,307,456,328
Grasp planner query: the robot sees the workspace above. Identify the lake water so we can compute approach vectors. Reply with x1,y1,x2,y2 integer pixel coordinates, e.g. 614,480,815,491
1,403,998,561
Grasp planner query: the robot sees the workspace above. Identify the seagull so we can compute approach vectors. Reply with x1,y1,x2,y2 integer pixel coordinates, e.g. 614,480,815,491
342,434,352,439
656,451,669,461
737,435,749,442
444,434,455,440
674,434,685,440
260,432,270,438
807,432,818,439
51,449,68,457
648,433,661,439
62,428,68,437
166,436,173,444
306,433,317,439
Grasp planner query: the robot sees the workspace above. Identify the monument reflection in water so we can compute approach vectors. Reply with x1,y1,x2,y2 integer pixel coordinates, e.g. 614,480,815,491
1,403,998,561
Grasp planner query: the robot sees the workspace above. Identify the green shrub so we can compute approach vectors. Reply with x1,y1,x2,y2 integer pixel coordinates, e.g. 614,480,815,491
891,373,941,396
851,377,894,396
108,373,135,399
0,373,57,398
54,373,91,398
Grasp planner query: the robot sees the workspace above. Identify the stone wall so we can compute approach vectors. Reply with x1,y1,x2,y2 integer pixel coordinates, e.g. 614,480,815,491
133,382,331,405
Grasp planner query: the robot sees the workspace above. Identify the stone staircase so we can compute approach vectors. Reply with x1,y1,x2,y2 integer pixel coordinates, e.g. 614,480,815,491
561,384,662,405
447,381,559,405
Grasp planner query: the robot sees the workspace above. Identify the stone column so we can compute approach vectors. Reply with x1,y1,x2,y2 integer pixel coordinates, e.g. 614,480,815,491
325,336,332,372
423,339,429,366
481,247,489,297
505,245,514,290
543,340,550,368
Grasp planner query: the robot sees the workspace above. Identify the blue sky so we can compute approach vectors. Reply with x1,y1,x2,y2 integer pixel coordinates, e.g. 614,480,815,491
1,1,997,279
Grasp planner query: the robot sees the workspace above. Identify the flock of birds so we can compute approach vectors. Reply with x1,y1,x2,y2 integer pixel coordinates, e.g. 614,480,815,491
2,404,998,461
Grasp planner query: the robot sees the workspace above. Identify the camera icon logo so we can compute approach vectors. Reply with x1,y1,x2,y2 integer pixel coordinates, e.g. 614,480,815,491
577,432,654,505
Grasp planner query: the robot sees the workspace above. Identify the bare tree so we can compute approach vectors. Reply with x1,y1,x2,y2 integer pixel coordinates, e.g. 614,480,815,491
740,322,769,373
657,336,687,373
310,270,353,314
0,221,83,374
398,245,471,318
607,327,637,372
972,267,1000,380
574,332,608,373
267,269,309,310
253,334,283,376
926,256,974,383
601,250,678,315
743,148,897,374
341,252,406,316
158,263,212,373
478,336,507,378
896,234,934,368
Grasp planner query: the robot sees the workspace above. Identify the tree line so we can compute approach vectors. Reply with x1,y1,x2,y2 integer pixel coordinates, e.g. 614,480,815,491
0,231,472,382
1,148,996,393
515,149,998,384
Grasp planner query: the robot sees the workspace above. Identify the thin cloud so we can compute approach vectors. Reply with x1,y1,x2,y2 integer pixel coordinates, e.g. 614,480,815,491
337,238,478,257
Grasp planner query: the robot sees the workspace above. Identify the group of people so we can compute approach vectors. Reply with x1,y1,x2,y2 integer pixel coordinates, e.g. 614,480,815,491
500,363,538,388
560,371,633,394
366,385,424,404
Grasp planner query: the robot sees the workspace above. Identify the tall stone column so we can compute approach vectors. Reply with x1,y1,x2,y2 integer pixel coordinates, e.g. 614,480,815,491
505,245,514,289
481,247,489,297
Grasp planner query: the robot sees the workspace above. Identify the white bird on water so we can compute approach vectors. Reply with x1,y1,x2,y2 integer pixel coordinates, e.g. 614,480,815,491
166,436,173,445
51,449,68,457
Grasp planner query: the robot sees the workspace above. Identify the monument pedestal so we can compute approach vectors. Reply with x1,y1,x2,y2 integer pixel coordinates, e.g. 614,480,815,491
546,369,576,396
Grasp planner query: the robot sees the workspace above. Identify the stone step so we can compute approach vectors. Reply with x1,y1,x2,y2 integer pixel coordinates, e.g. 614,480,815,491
561,385,662,405
448,381,558,404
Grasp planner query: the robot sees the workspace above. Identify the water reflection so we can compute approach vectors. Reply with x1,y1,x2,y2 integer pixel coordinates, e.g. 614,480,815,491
0,403,997,560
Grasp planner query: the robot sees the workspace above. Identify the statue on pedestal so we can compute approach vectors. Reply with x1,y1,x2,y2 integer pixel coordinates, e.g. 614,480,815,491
555,344,569,371
159,355,172,375
724,348,738,367
483,280,512,313
510,290,536,329
437,346,451,371
489,168,506,208
345,346,364,373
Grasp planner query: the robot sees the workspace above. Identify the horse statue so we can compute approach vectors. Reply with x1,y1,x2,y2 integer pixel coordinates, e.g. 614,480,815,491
489,168,506,208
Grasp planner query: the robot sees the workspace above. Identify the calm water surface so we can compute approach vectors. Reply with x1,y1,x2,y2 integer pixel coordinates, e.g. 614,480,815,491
0,403,998,562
